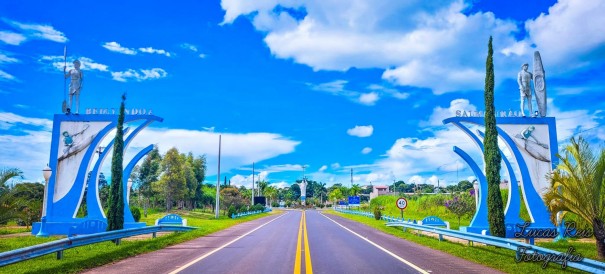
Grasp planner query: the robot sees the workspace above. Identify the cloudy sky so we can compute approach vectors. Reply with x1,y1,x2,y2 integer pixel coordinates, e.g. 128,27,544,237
1,0,604,188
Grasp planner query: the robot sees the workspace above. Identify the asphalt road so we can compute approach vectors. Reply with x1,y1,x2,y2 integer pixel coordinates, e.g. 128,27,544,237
84,210,502,274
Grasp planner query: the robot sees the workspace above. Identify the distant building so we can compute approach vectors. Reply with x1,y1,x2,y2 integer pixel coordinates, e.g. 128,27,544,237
370,185,390,200
500,179,509,190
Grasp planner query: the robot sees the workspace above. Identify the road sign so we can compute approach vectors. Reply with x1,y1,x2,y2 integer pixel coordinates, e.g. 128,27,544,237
396,197,408,210
348,196,360,206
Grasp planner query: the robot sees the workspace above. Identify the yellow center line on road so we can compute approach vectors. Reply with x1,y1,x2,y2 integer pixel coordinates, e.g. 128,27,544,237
294,211,303,274
320,212,429,274
303,211,313,274
294,210,313,274
169,212,288,274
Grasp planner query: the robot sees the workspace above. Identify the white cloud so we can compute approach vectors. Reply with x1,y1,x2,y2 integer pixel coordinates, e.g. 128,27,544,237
139,47,171,57
0,31,26,45
525,0,605,72
199,54,207,59
2,19,67,44
269,181,290,189
347,125,373,137
131,128,301,176
330,162,341,169
358,92,379,105
0,53,19,64
0,112,53,181
41,55,109,72
111,68,167,82
367,84,409,100
266,164,304,172
319,165,327,172
423,98,477,126
0,70,17,81
103,42,137,55
361,147,372,154
221,0,524,94
181,43,198,52
310,80,407,105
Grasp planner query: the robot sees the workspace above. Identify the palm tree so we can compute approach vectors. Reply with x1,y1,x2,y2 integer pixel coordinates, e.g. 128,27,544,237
313,182,327,205
264,186,277,206
0,168,23,223
543,137,605,259
350,184,362,196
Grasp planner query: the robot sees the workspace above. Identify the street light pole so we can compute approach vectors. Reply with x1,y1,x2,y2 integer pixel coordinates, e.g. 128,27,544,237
215,135,221,219
37,165,52,237
252,162,255,205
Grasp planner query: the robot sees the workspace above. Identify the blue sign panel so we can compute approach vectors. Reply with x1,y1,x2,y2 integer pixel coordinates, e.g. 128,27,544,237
348,196,360,206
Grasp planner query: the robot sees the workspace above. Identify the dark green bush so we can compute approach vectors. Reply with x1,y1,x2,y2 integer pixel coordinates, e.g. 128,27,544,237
373,207,382,220
130,206,141,222
228,205,237,218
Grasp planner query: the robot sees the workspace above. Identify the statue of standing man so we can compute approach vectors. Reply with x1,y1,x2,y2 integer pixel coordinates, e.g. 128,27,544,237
64,60,83,114
518,63,533,117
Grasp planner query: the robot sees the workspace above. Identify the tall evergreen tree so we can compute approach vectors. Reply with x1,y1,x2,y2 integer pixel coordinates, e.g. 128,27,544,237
107,94,126,231
484,36,505,236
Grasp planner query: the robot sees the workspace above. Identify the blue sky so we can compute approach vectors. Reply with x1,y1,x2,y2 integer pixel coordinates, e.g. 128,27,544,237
1,0,604,188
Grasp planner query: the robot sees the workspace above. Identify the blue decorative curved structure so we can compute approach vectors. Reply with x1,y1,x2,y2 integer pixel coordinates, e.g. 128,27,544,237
32,114,163,236
86,128,130,220
443,116,558,237
453,146,488,232
476,130,522,224
122,144,154,228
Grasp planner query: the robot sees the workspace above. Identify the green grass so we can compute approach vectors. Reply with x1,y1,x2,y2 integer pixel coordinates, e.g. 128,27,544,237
0,210,272,274
328,210,600,274
0,227,31,235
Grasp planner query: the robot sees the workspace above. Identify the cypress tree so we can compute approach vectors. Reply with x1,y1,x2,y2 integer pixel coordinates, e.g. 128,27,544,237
107,94,126,231
484,36,505,237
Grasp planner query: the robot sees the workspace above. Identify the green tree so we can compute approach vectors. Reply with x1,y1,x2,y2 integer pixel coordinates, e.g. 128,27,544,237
484,36,505,237
107,94,126,231
192,155,207,208
154,147,186,211
313,182,327,204
0,168,23,224
457,180,473,191
181,153,197,209
444,193,476,226
328,188,343,203
12,182,44,228
220,187,245,215
138,146,161,213
544,137,605,259
350,184,362,196
264,185,278,206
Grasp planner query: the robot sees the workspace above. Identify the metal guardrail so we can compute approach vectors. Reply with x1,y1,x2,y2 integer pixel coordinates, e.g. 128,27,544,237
335,209,605,273
0,225,196,267
231,208,272,219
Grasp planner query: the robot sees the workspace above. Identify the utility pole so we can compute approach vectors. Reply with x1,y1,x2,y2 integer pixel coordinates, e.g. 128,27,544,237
350,168,353,188
215,135,221,219
252,162,255,205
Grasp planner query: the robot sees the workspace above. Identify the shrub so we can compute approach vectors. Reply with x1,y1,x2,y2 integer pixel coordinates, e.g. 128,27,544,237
130,207,141,222
271,201,279,207
373,207,382,220
252,203,265,211
444,194,475,226
228,205,237,218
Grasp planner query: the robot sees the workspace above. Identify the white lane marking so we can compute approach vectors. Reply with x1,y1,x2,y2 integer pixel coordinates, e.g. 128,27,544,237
169,212,289,274
320,212,429,274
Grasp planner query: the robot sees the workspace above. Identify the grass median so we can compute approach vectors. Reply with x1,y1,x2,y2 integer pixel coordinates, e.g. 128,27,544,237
328,210,597,274
0,210,273,274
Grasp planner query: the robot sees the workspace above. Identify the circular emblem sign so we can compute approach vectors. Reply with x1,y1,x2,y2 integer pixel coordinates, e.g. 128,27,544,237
396,197,408,210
